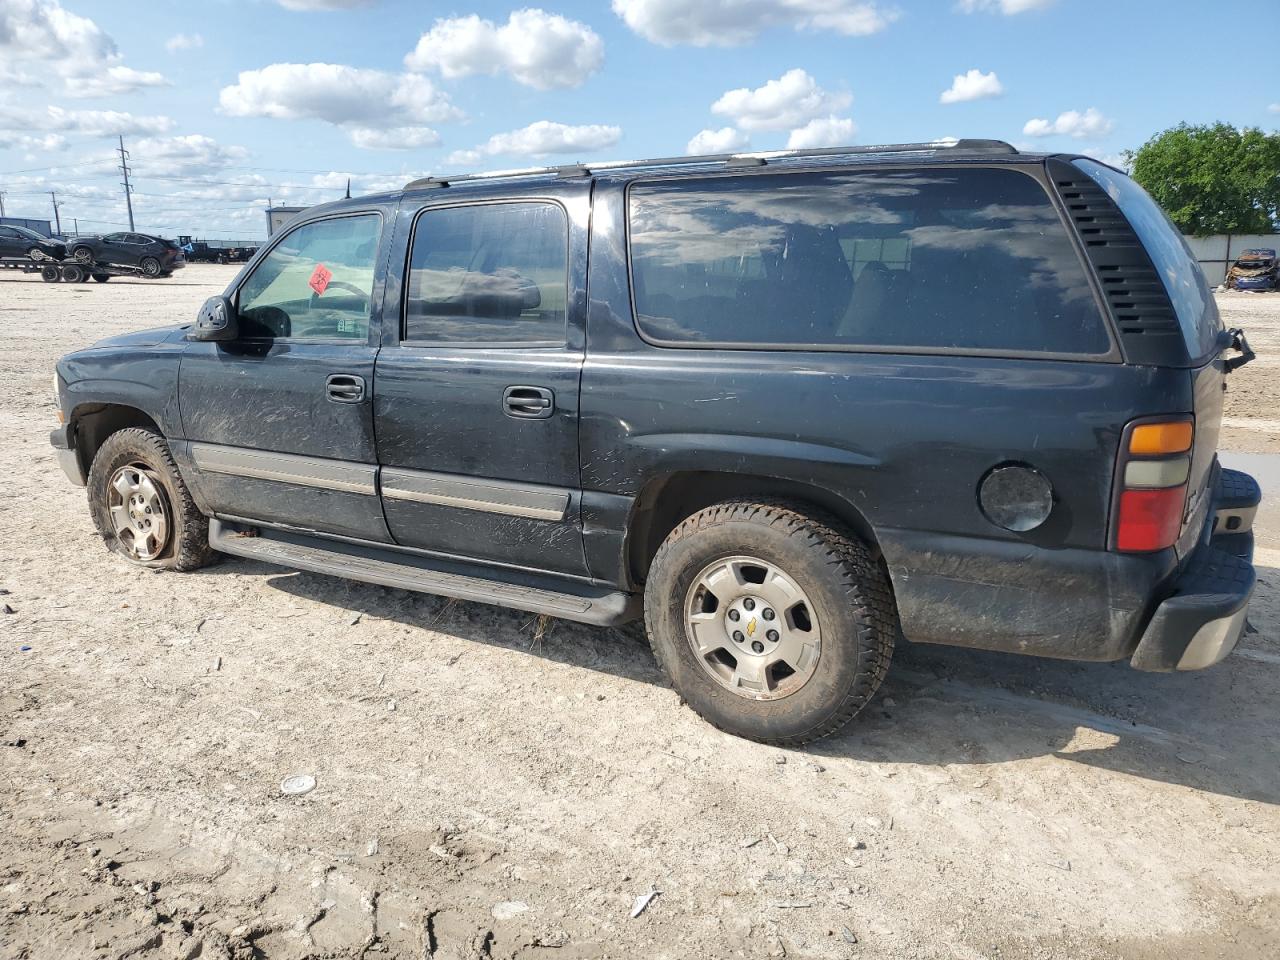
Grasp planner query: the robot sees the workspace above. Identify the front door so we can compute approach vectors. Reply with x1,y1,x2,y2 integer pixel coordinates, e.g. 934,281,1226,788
179,210,392,542
373,189,591,576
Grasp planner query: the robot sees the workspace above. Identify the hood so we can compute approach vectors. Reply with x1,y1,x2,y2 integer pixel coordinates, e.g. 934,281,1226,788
90,323,190,349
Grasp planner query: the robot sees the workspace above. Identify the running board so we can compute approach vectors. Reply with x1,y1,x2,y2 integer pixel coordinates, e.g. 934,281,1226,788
208,519,639,626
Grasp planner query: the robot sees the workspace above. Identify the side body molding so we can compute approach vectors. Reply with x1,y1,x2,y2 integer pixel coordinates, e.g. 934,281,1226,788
190,442,377,495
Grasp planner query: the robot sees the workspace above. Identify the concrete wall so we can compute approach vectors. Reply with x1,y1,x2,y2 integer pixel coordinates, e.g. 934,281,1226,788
1184,234,1279,286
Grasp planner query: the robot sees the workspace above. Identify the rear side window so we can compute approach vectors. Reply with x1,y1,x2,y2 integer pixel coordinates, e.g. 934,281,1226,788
1073,159,1220,360
628,168,1110,355
404,202,568,345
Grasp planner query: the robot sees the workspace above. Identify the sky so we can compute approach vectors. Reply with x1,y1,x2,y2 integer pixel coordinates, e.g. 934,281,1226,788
0,0,1276,241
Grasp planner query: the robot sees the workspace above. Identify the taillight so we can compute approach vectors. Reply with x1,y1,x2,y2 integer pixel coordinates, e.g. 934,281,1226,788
1113,418,1193,552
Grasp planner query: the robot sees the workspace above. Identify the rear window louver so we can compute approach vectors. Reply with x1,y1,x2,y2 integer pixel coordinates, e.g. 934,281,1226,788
1047,159,1183,365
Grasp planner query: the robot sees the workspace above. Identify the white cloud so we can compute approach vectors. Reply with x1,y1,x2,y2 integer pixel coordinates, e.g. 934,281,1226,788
0,0,169,97
612,0,895,46
957,0,1055,12
128,135,250,175
165,32,203,53
1269,103,1280,114
1023,107,1114,139
446,120,622,166
686,126,749,155
406,9,603,90
939,68,1003,104
0,104,175,137
67,65,167,98
218,63,461,149
711,69,850,132
786,115,856,149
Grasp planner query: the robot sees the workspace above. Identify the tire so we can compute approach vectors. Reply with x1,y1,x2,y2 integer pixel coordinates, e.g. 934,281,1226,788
72,245,93,263
87,427,212,572
41,265,61,282
644,501,896,746
92,273,110,283
59,264,84,283
140,257,161,278
27,247,46,262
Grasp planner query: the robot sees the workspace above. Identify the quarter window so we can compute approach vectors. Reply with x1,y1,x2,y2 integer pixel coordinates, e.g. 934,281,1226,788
628,169,1110,355
237,214,380,340
404,202,568,345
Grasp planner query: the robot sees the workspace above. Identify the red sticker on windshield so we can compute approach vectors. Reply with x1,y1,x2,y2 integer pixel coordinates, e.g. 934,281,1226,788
309,263,332,295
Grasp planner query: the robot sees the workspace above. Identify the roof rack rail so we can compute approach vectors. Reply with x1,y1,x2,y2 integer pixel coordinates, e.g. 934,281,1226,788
403,139,1017,191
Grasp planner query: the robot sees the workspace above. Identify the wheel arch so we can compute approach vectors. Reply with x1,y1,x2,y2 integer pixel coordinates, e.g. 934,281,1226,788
71,402,162,477
625,470,882,587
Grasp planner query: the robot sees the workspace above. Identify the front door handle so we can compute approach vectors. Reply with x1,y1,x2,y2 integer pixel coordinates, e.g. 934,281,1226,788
503,385,554,419
326,373,366,403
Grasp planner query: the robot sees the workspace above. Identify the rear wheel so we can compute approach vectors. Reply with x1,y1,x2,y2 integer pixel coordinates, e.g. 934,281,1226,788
87,428,212,571
27,247,46,262
59,264,85,283
92,273,110,283
40,265,61,282
140,257,161,278
644,501,896,746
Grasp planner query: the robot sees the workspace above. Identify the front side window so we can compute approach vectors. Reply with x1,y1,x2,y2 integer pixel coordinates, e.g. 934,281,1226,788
628,168,1110,355
237,214,380,340
404,202,568,345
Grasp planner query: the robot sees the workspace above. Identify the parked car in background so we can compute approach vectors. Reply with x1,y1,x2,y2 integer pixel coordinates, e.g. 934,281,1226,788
49,141,1260,746
1226,248,1278,291
68,232,185,277
0,224,66,261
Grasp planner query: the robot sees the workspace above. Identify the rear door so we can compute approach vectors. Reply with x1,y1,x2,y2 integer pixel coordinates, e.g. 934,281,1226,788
179,209,393,541
373,185,591,576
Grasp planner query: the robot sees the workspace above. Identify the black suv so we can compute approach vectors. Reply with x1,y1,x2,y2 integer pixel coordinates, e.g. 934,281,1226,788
50,140,1259,745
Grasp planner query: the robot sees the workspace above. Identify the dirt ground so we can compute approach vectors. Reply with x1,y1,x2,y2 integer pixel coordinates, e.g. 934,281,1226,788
2,267,1279,960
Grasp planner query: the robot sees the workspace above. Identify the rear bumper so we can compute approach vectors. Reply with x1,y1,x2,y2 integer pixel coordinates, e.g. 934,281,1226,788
1130,468,1258,671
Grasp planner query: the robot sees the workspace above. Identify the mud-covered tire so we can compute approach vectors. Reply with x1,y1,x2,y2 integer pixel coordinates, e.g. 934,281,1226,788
644,501,897,746
87,427,212,571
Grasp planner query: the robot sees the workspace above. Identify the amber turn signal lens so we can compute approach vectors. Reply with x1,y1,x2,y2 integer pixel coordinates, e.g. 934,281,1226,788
1129,421,1193,456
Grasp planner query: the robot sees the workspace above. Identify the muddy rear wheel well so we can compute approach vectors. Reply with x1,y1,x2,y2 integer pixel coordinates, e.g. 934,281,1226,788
72,404,162,475
626,471,881,587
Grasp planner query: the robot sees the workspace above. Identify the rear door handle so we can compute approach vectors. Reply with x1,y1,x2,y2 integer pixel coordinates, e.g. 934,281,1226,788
326,373,366,403
503,385,554,419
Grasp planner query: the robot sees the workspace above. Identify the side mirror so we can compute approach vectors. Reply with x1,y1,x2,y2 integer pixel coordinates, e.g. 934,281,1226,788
190,295,238,341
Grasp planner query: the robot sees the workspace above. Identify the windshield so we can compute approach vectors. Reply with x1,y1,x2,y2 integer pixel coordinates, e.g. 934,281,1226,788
1073,159,1221,361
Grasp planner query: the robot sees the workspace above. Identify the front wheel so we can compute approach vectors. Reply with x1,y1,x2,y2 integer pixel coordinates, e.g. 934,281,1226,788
140,257,161,278
59,264,85,283
87,428,212,571
72,246,93,263
644,501,896,746
40,265,61,282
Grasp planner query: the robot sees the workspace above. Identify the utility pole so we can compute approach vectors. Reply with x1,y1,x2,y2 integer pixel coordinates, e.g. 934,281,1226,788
0,190,6,218
50,191,61,234
118,134,135,231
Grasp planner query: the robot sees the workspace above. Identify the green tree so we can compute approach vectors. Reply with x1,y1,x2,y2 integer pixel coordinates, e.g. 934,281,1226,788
1127,122,1280,237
